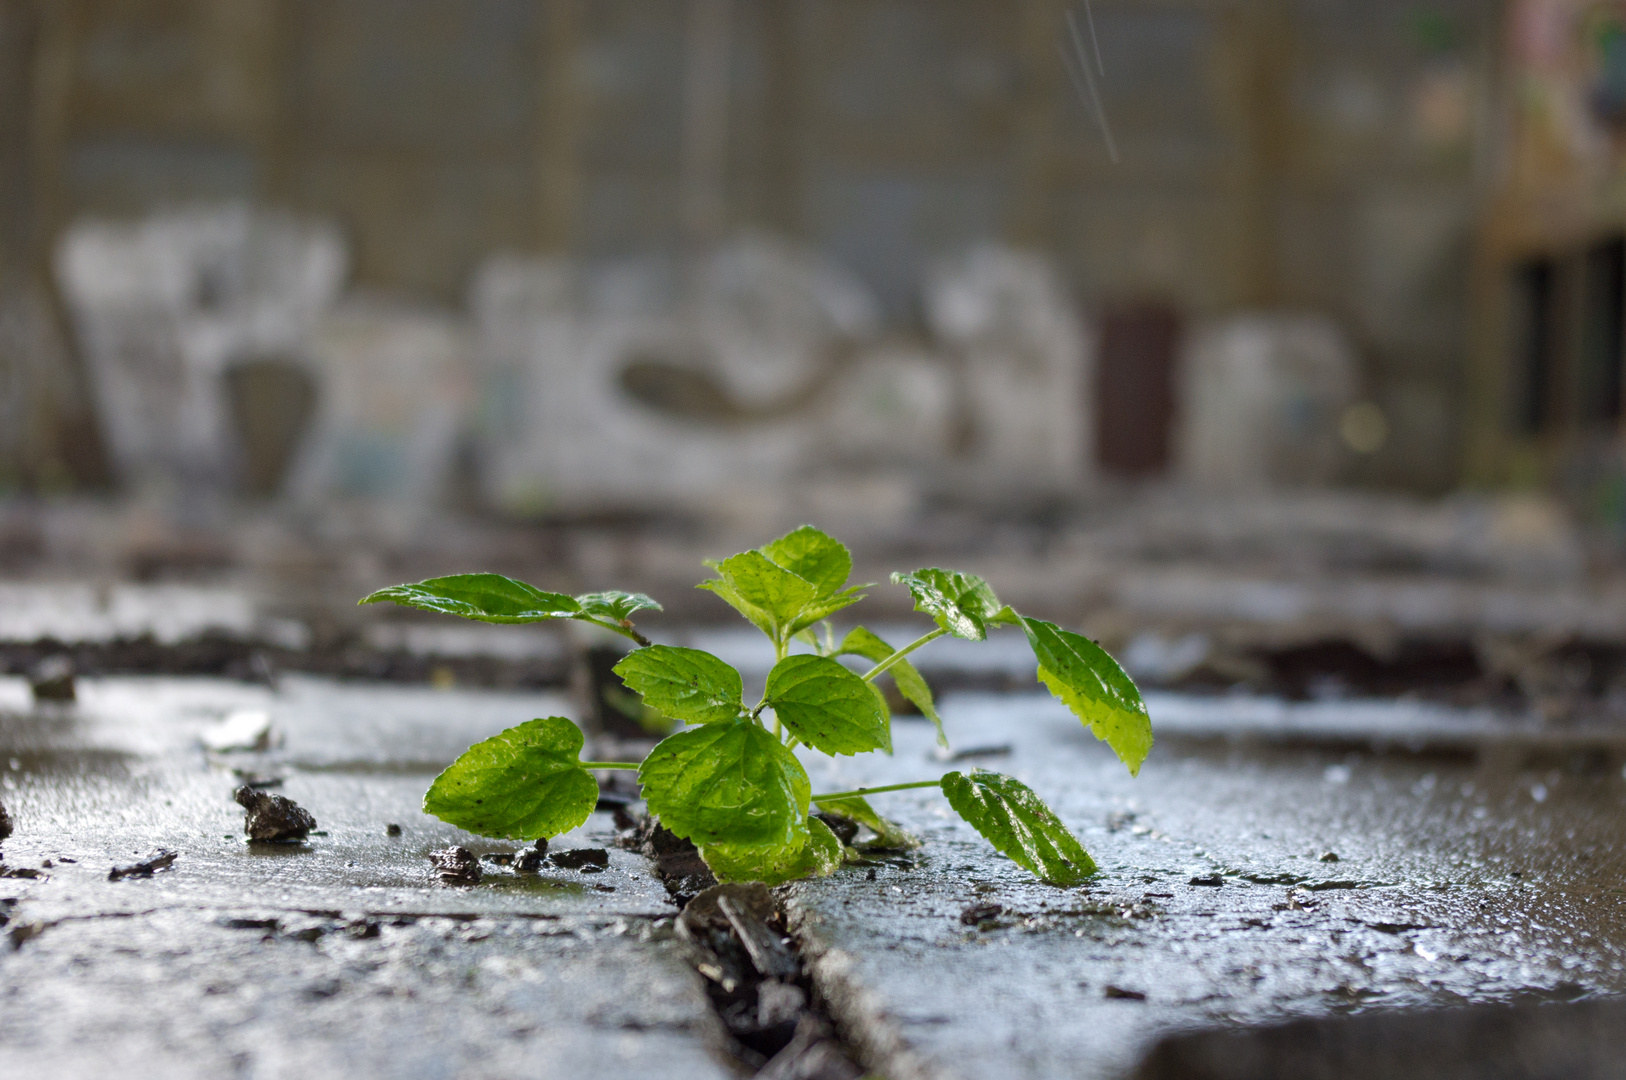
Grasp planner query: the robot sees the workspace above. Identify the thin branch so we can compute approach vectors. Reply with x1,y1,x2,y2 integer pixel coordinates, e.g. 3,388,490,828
860,628,946,683
812,779,943,801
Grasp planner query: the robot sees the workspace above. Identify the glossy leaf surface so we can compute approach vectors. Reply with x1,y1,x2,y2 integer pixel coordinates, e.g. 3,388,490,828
361,574,580,623
765,654,890,755
940,769,1096,885
701,817,844,884
890,568,1003,640
638,720,810,848
423,717,598,840
613,646,744,725
1015,616,1152,776
760,525,852,596
576,590,663,622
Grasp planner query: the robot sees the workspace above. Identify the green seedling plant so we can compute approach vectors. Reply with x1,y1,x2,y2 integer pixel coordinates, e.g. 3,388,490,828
361,526,1152,886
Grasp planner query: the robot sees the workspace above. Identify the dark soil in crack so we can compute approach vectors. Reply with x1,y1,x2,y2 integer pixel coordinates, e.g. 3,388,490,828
614,808,718,907
615,811,866,1079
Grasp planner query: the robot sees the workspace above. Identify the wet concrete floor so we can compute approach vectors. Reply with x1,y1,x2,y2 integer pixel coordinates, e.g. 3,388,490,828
2,673,1624,1079
0,675,730,1080
787,693,1626,1080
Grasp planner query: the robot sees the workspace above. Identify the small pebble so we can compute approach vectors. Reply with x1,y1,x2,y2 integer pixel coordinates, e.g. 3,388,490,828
548,847,609,871
430,846,482,885
234,787,316,842
516,839,549,873
385,823,402,837
1319,851,1340,862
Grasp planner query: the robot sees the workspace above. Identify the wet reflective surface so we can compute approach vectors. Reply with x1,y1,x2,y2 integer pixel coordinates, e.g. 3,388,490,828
0,676,729,1079
786,692,1626,1080
3,673,1625,1079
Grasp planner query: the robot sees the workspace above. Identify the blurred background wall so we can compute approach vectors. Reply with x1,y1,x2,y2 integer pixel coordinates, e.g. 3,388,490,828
0,0,1616,522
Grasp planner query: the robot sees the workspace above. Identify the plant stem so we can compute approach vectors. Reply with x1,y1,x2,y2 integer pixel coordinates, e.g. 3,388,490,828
579,762,642,770
581,617,651,648
861,628,946,682
811,779,942,801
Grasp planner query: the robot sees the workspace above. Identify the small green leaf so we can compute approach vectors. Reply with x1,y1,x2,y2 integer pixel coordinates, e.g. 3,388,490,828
765,654,890,756
701,817,844,884
638,720,810,848
838,626,947,749
760,525,852,596
890,568,1003,641
1014,615,1152,776
698,550,818,640
940,770,1096,886
576,590,663,622
362,573,580,623
422,717,598,840
814,795,920,850
788,586,866,636
613,645,744,725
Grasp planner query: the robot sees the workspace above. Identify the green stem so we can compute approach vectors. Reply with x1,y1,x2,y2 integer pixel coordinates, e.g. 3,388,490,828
861,628,946,682
579,616,651,648
812,779,942,801
579,762,642,770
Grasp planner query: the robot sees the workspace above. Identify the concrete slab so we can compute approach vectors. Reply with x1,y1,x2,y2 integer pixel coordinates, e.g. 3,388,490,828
0,675,731,1079
784,693,1626,1080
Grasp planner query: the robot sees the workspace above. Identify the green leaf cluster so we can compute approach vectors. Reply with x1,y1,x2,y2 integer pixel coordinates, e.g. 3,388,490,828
699,526,866,651
365,525,1152,889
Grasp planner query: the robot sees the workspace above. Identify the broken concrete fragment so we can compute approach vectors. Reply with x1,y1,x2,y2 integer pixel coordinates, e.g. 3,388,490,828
233,786,316,842
548,847,609,872
516,839,549,873
108,850,177,881
29,655,75,702
429,846,482,884
718,894,799,981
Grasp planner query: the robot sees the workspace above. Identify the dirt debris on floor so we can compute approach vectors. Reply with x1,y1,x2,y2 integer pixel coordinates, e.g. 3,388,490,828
108,850,177,881
3,665,1626,1078
428,846,482,885
234,786,316,842
615,810,720,907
